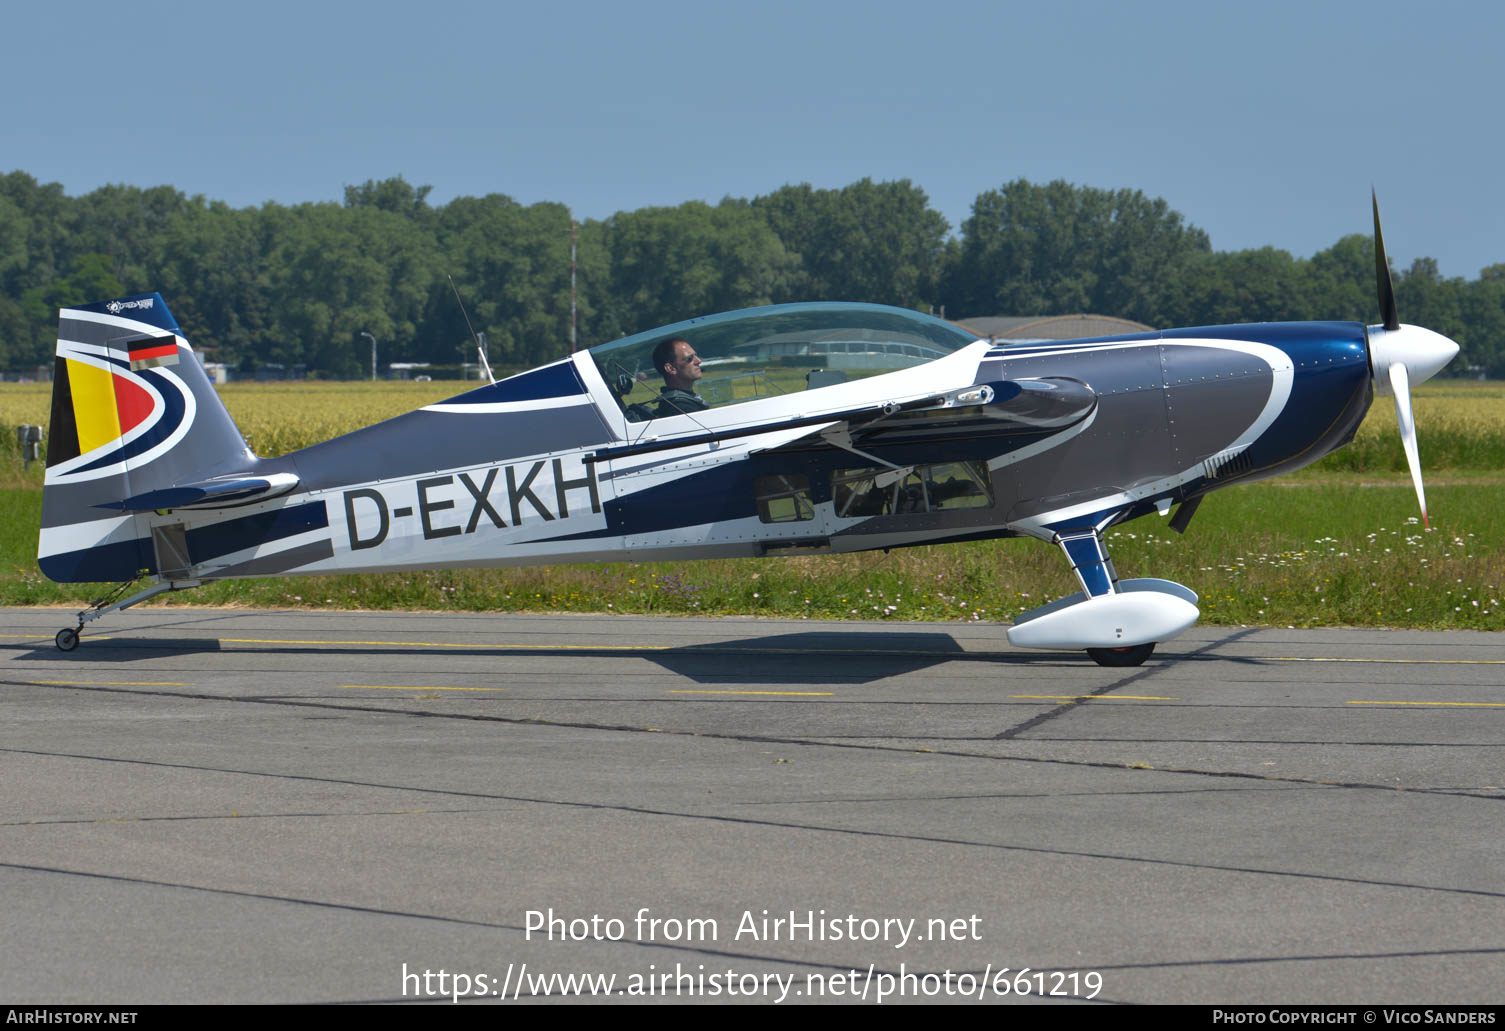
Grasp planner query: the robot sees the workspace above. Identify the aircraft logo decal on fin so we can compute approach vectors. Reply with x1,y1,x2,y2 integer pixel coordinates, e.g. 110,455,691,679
105,298,155,315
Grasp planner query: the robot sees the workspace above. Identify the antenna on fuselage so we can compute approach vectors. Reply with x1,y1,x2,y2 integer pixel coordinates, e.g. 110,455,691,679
447,274,495,384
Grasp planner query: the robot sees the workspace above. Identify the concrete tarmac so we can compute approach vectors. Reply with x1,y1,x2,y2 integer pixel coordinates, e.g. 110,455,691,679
2,607,1502,1005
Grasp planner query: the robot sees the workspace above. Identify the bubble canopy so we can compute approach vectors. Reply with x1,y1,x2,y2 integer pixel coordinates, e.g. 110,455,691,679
587,302,981,415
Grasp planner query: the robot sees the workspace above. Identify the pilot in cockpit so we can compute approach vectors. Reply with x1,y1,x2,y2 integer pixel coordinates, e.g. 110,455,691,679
646,336,709,418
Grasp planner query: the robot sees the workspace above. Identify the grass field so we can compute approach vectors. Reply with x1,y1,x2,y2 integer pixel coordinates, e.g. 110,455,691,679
3,378,1501,630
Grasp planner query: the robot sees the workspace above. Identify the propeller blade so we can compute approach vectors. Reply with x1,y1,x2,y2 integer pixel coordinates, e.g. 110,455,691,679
1386,361,1428,527
1366,193,1460,527
1373,190,1400,332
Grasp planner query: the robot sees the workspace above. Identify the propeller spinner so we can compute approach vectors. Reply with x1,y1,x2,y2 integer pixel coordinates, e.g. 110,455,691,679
1365,192,1460,527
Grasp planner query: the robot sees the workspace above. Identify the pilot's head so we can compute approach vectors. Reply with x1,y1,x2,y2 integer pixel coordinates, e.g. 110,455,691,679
653,337,702,391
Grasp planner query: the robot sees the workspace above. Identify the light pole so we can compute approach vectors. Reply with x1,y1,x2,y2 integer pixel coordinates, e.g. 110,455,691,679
360,332,377,382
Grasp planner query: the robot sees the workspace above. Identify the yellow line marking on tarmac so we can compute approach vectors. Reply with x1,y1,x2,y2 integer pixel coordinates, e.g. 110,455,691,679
1269,657,1505,664
1011,694,1174,701
220,637,675,650
127,636,962,658
668,690,835,696
340,684,501,692
1347,700,1505,708
0,634,115,641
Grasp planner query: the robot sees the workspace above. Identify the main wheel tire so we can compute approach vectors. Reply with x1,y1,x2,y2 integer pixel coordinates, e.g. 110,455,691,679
1086,642,1155,667
55,627,80,652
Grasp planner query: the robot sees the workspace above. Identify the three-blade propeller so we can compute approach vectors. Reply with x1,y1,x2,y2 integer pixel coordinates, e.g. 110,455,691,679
1366,191,1460,527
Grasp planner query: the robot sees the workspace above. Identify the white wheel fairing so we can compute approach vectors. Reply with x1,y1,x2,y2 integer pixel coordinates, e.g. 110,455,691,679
1006,589,1199,650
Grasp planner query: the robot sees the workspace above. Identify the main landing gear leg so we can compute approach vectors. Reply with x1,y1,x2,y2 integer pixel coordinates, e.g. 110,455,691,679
55,578,203,652
1055,529,1157,668
1009,529,1196,663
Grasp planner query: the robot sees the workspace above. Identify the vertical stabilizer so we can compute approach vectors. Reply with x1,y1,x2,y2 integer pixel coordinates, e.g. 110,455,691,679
39,293,257,582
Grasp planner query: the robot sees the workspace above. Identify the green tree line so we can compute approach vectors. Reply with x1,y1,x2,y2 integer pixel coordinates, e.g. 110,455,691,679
3,171,1501,376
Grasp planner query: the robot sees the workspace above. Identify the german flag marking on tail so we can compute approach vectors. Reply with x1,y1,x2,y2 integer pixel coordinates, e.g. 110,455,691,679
128,335,180,370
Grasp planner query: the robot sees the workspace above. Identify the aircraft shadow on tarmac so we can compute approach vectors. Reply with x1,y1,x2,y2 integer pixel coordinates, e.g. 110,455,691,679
8,628,1111,685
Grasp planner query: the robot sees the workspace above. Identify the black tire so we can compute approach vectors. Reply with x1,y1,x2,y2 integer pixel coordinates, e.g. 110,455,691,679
55,627,80,652
1086,642,1155,667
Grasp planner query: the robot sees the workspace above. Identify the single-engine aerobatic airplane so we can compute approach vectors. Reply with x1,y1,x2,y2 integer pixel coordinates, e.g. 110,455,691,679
37,197,1458,665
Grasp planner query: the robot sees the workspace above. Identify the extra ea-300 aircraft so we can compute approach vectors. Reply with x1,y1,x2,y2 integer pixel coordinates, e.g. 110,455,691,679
37,198,1458,665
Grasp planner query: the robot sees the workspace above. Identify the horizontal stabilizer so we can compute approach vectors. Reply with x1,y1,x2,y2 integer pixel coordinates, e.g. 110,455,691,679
94,472,300,513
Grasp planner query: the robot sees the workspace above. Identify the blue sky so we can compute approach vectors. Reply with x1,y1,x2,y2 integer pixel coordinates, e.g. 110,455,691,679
6,0,1502,280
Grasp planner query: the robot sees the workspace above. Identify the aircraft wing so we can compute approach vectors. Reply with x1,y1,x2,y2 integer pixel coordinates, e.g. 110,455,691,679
591,378,1096,464
749,376,1097,457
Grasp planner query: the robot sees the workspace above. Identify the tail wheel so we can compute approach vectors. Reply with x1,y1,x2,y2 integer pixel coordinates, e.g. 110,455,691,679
1086,642,1155,667
55,627,80,652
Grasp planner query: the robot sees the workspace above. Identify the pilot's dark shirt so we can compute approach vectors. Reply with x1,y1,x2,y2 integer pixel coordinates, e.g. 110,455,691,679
654,388,709,418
